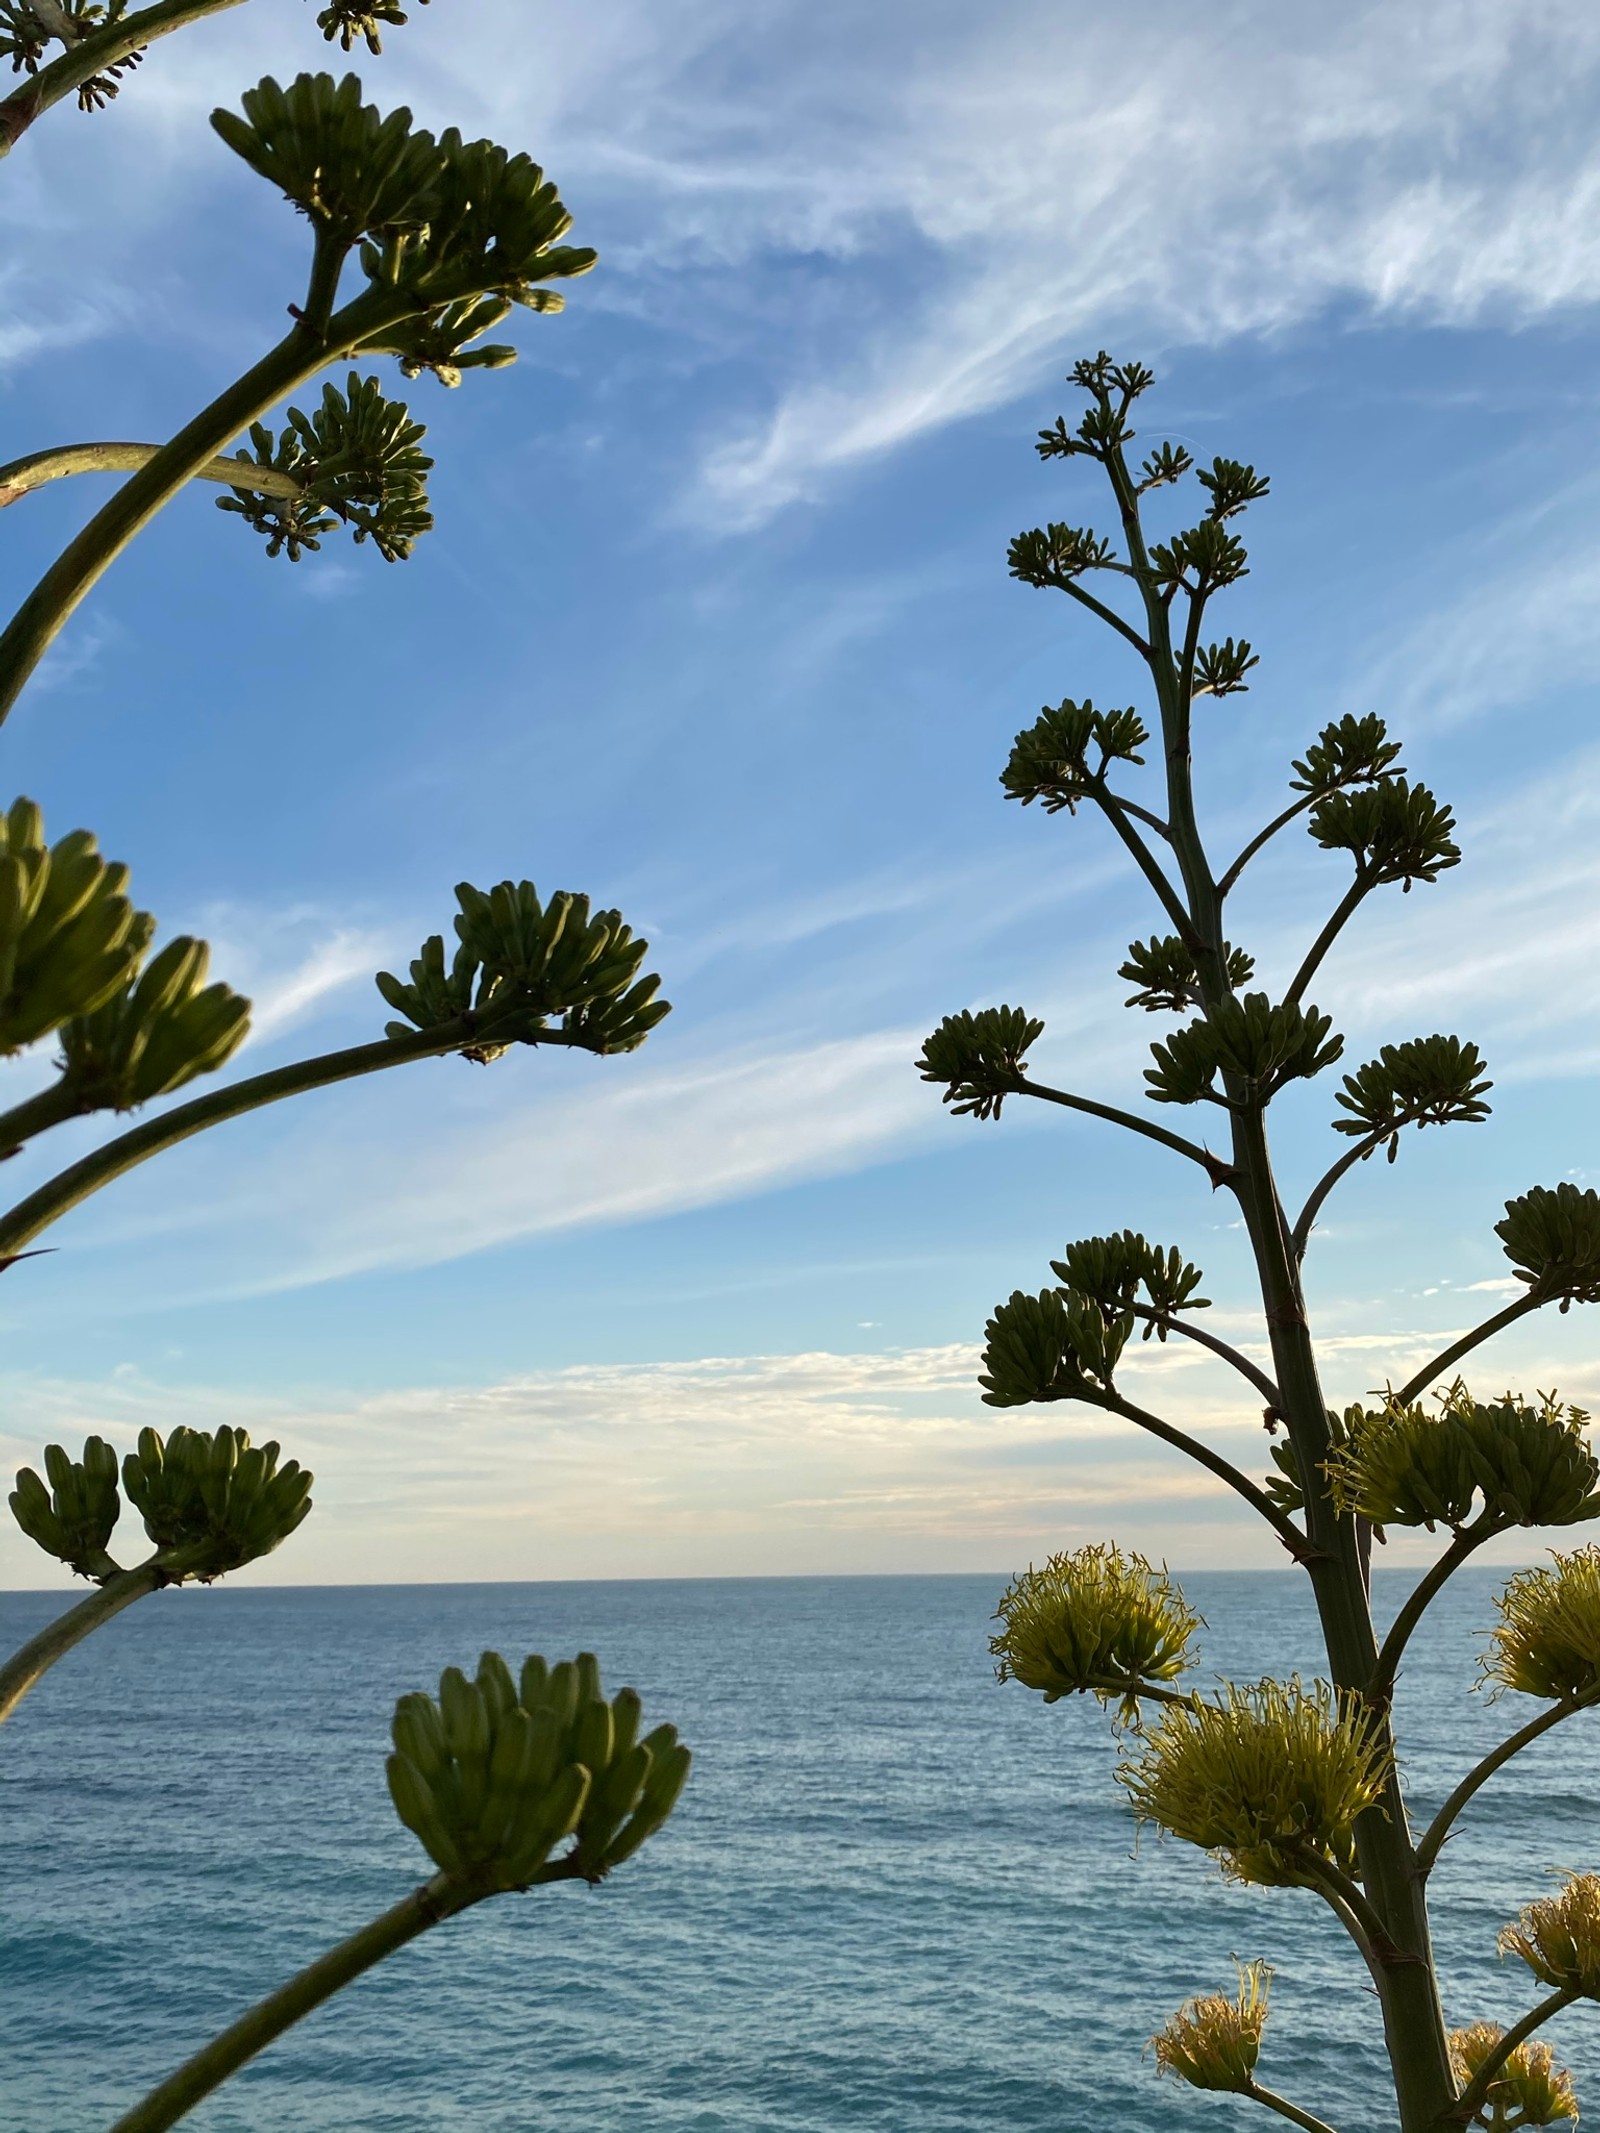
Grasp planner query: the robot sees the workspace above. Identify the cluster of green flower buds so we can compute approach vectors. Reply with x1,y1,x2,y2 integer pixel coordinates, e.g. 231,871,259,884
1485,1549,1600,1703
1050,1230,1210,1337
1451,2021,1578,2129
0,798,146,1054
1152,1962,1272,2093
58,936,251,1111
210,73,596,321
376,880,669,1061
992,1545,1200,1716
999,697,1148,813
1290,713,1403,797
1118,934,1254,1014
1118,1677,1388,1888
1145,992,1342,1108
218,373,433,563
979,1286,1130,1406
10,1426,312,1583
1333,1034,1492,1160
1498,1184,1600,1311
386,1650,691,1890
9,1435,121,1579
917,1005,1044,1121
1500,1874,1600,1998
1323,1385,1599,1537
316,0,423,58
1309,776,1459,890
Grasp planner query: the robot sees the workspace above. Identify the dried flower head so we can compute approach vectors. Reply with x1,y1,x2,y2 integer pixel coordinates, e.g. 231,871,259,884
1486,1549,1600,1703
1449,2020,1579,2127
1118,1677,1388,1886
1500,1875,1600,1997
1152,1961,1271,2092
992,1545,1201,1714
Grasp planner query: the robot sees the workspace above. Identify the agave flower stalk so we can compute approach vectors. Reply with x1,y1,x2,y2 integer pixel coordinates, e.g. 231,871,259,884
938,357,1600,2130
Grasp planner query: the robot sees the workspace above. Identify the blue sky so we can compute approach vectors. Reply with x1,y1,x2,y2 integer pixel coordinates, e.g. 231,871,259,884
6,0,1600,1583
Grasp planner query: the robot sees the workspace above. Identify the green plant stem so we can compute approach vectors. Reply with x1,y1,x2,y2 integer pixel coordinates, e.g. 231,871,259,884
1217,793,1321,900
1122,1303,1283,1405
0,0,248,152
1100,790,1172,841
0,1559,163,1722
0,1018,575,1265
106,1875,483,2133
1042,571,1151,658
1012,1073,1233,1185
0,442,301,507
1288,1845,1395,1966
0,1078,84,1156
1292,1134,1386,1260
1447,1987,1581,2125
1243,2080,1344,2133
1367,1525,1494,1704
0,279,415,723
1092,787,1193,935
1283,873,1370,1008
1394,1297,1544,1406
1414,1691,1599,1879
1082,1385,1314,1561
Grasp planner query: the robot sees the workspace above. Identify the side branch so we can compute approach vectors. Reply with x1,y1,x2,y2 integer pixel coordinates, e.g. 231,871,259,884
1367,1524,1492,1705
1217,794,1321,902
0,0,248,154
1012,1074,1235,1187
1394,1296,1544,1407
1415,1690,1600,1879
1046,574,1151,659
1292,1136,1385,1262
1283,874,1371,1009
1242,2083,1345,2133
0,443,301,508
1447,1987,1581,2126
1082,1385,1316,1563
1122,1302,1282,1407
1092,788,1194,936
0,1560,164,1723
0,1019,584,1266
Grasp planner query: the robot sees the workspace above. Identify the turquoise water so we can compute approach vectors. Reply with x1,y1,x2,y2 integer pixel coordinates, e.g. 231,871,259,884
2,1570,1596,2131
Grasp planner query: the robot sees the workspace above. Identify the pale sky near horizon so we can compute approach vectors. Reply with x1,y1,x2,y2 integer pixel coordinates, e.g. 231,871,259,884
6,0,1600,1587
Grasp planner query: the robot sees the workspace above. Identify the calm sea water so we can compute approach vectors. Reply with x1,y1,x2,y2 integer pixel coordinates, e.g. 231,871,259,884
2,1570,1596,2133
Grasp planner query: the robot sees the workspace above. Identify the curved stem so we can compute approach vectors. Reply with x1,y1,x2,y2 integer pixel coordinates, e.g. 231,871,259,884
1292,1135,1384,1261
1283,873,1371,1009
1393,1296,1545,1407
1414,1691,1599,1880
0,1560,163,1723
0,0,247,154
1043,574,1151,658
1093,787,1194,936
106,1876,482,2133
0,442,301,508
1123,1301,1282,1406
1367,1525,1494,1705
0,279,408,723
0,1078,84,1158
1288,1845,1395,1965
1012,1073,1234,1186
1101,790,1172,841
1243,2081,1344,2133
1081,1385,1314,1562
1217,794,1320,901
0,1017,561,1265
1447,1987,1581,2126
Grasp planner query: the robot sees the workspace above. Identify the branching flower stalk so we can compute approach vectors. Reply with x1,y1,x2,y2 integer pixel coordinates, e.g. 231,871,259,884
934,357,1600,2132
2,19,688,2132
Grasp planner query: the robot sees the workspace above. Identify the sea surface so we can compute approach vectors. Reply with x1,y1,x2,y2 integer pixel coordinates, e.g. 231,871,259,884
3,1569,1597,2133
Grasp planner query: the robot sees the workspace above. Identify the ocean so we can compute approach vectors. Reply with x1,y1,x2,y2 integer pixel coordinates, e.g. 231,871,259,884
2,1569,1596,2132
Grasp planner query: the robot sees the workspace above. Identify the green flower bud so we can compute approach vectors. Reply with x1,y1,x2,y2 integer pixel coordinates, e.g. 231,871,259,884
8,1436,121,1578
121,1425,312,1580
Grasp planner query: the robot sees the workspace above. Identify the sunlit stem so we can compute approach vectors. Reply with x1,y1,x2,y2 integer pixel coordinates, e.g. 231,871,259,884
1447,1987,1581,2126
0,1019,588,1266
0,0,247,154
1366,1522,1496,1705
1414,1690,1600,1879
0,443,301,508
1242,2081,1345,2133
0,1560,164,1723
1393,1296,1544,1407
